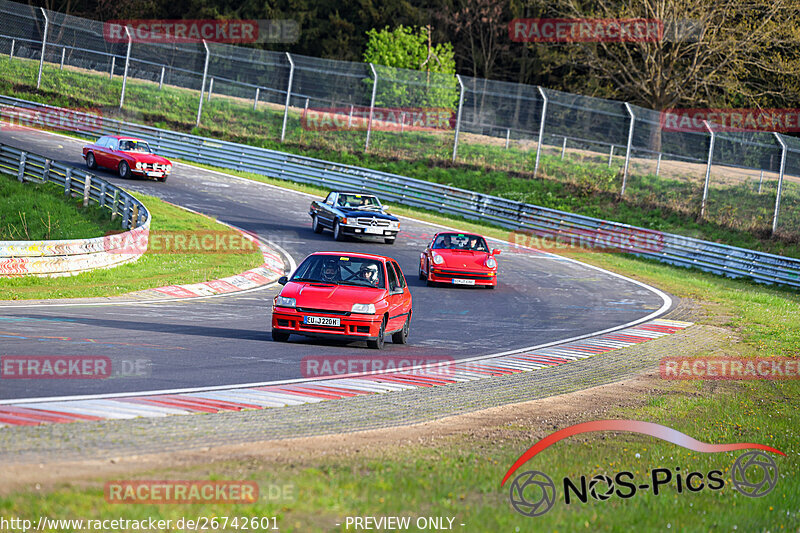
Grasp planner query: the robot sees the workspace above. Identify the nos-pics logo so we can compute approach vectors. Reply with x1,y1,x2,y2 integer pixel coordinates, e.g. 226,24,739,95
501,420,783,517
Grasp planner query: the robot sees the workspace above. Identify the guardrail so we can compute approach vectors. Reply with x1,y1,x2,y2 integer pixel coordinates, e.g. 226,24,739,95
1,95,799,288
0,140,150,276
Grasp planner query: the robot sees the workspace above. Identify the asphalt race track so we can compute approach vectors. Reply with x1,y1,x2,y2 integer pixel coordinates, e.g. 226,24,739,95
0,126,670,402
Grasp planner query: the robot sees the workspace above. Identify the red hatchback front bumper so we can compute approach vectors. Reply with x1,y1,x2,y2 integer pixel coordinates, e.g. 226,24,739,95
272,306,384,341
427,267,497,287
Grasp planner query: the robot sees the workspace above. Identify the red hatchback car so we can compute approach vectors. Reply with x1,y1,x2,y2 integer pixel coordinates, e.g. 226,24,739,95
419,232,501,288
271,252,412,349
83,135,173,181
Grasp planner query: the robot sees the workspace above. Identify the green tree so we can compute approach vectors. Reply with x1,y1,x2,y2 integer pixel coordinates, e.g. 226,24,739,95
363,25,458,109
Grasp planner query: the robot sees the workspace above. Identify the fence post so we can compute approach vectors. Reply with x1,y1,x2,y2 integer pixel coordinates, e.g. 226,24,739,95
607,145,614,167
451,74,465,162
64,168,71,195
159,65,165,90
119,26,132,109
348,104,354,128
505,129,510,149
10,39,14,59
59,47,65,70
82,175,92,207
17,152,27,182
196,40,209,127
533,86,548,179
109,56,115,79
131,204,139,229
42,159,50,182
365,62,378,150
37,7,49,89
122,197,131,228
207,77,214,102
758,170,764,194
253,87,260,110
656,153,662,176
700,120,715,218
560,137,567,160
772,132,787,234
621,102,635,195
280,52,295,142
111,189,120,220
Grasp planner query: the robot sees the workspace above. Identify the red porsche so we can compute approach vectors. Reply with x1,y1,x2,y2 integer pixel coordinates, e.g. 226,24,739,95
82,135,173,181
271,252,412,349
419,232,500,288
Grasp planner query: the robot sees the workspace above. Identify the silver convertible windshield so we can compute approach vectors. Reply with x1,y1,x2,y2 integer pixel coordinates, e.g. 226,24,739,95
336,194,382,210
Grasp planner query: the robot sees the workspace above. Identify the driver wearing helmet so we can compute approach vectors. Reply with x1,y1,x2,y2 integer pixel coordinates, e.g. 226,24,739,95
320,258,340,282
359,263,380,286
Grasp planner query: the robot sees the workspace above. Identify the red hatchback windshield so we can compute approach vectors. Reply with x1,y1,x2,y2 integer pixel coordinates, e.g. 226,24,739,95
291,255,385,289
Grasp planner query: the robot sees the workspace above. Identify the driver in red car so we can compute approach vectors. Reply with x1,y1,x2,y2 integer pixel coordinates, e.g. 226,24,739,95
321,258,341,282
359,263,380,286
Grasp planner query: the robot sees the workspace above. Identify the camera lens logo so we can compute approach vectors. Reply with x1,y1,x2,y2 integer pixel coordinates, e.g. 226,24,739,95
509,471,556,517
731,451,779,498
588,474,615,501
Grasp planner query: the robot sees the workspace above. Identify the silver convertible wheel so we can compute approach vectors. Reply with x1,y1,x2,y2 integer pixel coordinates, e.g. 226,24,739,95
312,214,324,234
333,220,345,241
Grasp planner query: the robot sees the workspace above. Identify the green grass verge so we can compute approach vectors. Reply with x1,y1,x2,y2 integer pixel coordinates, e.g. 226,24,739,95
2,55,800,255
1,162,799,530
0,175,119,240
0,189,264,300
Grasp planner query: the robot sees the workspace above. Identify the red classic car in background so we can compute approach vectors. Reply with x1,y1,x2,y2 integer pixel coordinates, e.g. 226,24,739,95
271,252,413,349
419,232,500,288
82,135,172,181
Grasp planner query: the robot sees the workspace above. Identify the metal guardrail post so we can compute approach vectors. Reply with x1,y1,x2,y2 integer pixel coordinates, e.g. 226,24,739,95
280,52,295,142
159,66,165,90
196,40,210,127
82,175,92,207
17,152,26,182
700,120,715,218
365,63,378,150
772,132,787,234
64,168,71,195
111,189,120,220
99,182,107,207
533,86,547,178
452,74,465,162
36,7,49,89
43,159,51,182
621,102,635,195
119,26,132,109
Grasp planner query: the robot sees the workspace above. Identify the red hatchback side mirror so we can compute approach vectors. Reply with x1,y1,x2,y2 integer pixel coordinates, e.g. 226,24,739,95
492,249,501,255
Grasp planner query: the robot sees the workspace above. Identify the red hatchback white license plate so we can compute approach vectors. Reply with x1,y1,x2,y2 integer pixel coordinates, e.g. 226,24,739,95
303,316,341,326
452,278,475,285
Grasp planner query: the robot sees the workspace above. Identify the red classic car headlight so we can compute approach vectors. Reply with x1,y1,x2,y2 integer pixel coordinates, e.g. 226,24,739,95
351,303,376,314
165,164,172,173
432,253,445,265
135,162,144,170
485,257,497,269
274,296,296,308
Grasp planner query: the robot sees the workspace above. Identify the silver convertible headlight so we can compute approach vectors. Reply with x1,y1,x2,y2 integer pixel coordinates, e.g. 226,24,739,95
274,296,296,308
351,303,376,314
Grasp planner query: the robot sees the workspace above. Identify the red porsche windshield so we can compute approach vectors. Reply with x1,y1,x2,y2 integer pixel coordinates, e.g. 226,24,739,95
432,233,488,251
291,255,386,289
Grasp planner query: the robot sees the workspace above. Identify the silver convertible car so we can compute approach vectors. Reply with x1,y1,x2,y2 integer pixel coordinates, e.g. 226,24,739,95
309,191,400,244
